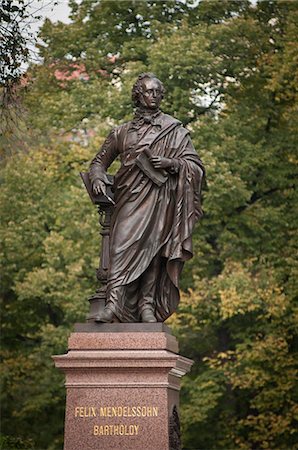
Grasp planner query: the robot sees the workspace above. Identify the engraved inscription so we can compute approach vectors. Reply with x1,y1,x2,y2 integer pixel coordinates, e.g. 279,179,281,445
74,405,158,418
93,424,139,436
73,405,159,437
75,406,97,417
99,405,158,417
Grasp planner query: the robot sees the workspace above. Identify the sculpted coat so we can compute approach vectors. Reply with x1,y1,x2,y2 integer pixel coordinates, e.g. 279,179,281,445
89,75,204,323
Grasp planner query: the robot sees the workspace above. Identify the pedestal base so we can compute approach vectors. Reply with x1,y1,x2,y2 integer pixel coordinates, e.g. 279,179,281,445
53,324,193,450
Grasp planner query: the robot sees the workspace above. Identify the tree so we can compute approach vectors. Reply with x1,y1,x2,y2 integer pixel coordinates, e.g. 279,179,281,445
0,136,104,448
2,1,297,449
167,1,298,448
0,0,53,153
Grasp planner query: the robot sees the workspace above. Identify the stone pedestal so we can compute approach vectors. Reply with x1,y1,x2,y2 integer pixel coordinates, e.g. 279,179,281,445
53,323,193,450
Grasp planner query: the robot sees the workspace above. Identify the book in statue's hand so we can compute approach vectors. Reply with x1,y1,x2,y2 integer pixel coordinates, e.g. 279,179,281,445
135,151,168,187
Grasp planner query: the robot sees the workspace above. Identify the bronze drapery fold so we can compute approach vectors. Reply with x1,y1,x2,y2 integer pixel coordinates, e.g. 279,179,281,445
89,110,204,323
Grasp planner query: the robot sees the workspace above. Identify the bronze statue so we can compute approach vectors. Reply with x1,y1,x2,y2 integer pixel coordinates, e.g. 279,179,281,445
89,73,204,323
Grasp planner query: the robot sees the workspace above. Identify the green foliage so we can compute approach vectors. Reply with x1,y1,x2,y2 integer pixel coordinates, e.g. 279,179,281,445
0,0,37,85
1,1,298,449
0,434,34,450
0,0,45,139
0,139,102,449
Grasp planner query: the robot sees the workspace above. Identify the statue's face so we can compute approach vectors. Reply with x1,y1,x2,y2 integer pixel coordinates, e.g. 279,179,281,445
139,78,163,110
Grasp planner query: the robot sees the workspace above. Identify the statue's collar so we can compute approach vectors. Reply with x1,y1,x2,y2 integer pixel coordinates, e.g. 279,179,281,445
131,107,162,127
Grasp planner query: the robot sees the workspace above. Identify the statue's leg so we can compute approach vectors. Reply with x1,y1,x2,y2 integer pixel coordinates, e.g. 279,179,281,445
138,254,160,322
103,279,140,322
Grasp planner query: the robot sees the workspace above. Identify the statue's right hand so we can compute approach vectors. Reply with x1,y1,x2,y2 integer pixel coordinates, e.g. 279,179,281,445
92,179,107,196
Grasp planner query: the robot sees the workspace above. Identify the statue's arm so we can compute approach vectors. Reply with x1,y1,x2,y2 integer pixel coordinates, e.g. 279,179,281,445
89,129,118,182
181,137,205,178
89,129,119,193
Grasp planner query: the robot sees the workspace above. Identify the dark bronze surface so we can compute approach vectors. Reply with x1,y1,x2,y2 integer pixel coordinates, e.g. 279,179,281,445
87,73,204,324
169,405,181,450
81,172,115,321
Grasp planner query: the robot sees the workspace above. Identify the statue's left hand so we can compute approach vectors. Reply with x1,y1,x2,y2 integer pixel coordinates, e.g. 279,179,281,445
150,156,172,169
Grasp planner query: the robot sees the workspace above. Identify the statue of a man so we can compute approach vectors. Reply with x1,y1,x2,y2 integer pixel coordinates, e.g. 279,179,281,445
89,73,204,323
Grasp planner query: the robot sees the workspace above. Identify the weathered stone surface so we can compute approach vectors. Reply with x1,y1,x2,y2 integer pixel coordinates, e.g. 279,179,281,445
53,326,193,450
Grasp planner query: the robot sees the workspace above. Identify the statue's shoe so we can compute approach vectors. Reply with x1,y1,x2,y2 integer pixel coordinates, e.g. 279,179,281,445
95,307,114,323
141,309,157,323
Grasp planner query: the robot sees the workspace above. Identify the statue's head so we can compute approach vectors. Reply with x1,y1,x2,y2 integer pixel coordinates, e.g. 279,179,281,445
132,73,165,110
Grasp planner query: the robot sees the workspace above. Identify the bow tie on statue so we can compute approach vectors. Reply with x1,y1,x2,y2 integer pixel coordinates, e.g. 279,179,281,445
131,108,161,129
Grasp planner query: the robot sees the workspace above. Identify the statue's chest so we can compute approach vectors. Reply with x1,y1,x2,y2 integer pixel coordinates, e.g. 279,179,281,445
119,124,161,156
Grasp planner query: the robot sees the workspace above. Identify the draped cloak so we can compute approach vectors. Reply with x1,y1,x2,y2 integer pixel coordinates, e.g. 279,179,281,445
89,112,204,322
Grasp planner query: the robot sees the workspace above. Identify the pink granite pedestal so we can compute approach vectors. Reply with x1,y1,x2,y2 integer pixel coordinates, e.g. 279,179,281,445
53,323,193,450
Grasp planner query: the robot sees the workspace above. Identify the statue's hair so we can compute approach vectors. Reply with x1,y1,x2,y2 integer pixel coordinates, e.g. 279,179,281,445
131,72,165,107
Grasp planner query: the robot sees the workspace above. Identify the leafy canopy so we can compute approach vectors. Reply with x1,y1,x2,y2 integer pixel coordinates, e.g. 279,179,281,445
1,1,298,449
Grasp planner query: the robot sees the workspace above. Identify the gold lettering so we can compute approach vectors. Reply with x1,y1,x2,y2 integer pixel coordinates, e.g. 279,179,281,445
75,406,97,418
96,405,158,419
87,407,96,417
93,423,140,436
100,407,107,417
